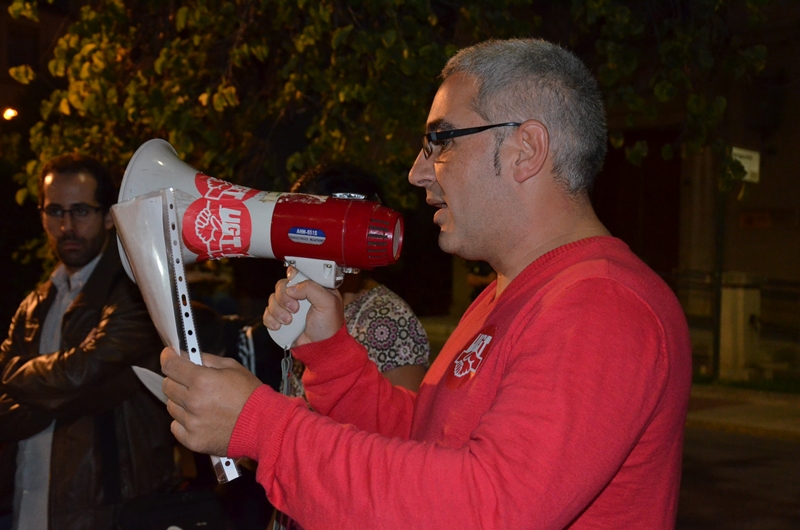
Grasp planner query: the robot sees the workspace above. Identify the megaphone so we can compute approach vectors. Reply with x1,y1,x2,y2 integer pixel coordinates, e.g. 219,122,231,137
112,139,403,349
110,140,403,483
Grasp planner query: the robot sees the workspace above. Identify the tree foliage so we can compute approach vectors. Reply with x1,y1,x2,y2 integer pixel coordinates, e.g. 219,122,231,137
4,0,770,210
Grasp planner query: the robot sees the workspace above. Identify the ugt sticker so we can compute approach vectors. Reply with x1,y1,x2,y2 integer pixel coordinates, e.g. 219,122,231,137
182,173,256,260
446,324,496,389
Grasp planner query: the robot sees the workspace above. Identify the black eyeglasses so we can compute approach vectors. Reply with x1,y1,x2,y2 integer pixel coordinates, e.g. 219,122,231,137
422,122,521,159
40,204,104,221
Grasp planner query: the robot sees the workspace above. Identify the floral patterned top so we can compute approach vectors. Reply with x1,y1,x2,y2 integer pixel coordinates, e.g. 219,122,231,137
288,284,430,398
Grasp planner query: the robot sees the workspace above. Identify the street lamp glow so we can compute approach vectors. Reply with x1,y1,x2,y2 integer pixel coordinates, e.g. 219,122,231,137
2,108,18,120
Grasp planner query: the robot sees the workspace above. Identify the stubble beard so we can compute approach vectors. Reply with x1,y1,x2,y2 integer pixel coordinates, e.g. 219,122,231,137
55,232,107,270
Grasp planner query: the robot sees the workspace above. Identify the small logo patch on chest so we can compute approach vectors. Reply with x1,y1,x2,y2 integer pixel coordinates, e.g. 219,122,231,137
446,324,496,389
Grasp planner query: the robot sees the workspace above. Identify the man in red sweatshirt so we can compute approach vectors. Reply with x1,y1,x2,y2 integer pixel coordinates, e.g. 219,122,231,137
162,38,692,529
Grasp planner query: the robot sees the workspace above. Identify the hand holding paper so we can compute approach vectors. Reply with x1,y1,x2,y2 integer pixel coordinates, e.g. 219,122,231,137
161,348,262,456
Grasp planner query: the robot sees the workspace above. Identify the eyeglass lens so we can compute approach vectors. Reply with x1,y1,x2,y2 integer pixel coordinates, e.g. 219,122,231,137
42,204,101,219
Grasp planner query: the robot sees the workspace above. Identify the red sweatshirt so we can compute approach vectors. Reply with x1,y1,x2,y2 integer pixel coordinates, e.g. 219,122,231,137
229,237,692,529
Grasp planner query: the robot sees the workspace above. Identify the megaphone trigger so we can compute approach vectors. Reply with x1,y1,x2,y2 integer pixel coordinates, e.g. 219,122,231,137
268,269,312,350
283,257,344,289
267,257,343,349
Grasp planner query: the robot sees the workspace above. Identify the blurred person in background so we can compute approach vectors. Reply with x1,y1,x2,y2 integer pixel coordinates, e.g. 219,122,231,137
0,154,175,530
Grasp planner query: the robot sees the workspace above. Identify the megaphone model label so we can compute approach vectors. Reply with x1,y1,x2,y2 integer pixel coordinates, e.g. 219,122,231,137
183,173,259,260
288,227,326,245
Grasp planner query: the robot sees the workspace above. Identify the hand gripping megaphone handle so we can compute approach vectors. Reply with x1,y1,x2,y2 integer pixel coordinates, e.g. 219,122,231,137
267,257,343,350
267,269,312,349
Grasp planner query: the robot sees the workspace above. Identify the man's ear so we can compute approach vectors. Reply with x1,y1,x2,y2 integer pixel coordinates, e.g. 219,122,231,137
104,210,114,231
511,120,549,183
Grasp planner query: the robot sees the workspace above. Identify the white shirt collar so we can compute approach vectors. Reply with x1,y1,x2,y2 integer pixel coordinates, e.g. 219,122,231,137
50,250,104,295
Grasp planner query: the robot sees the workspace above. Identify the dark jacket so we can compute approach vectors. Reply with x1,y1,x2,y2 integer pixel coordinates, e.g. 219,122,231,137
0,242,175,529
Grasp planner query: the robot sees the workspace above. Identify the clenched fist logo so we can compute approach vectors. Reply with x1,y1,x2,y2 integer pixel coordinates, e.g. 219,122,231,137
453,336,491,377
446,325,496,389
204,178,234,200
183,174,255,261
195,201,222,249
196,172,258,202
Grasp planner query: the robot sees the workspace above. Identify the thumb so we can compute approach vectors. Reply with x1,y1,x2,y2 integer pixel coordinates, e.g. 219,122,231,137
199,352,241,370
161,346,188,375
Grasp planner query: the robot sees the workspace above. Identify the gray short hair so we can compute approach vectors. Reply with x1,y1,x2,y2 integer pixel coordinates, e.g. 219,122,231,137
442,39,607,193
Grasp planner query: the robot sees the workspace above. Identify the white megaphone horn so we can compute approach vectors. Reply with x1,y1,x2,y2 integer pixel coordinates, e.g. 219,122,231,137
111,139,404,349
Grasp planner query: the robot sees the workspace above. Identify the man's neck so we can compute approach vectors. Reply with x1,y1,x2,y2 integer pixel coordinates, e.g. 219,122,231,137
492,192,609,296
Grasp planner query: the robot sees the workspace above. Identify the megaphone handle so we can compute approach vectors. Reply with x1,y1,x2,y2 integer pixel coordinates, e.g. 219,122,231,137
268,270,312,349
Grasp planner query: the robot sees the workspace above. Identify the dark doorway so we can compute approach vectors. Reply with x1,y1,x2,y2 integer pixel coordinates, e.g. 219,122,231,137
592,129,681,284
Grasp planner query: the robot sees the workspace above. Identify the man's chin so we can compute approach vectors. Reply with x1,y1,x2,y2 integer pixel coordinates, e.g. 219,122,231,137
58,249,94,270
437,231,458,255
54,234,107,271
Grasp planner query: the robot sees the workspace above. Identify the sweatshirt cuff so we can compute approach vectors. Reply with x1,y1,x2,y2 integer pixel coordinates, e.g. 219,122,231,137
227,385,304,470
291,324,369,381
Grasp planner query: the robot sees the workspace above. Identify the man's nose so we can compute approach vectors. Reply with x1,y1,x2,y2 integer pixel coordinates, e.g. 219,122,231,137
408,150,434,188
60,211,76,231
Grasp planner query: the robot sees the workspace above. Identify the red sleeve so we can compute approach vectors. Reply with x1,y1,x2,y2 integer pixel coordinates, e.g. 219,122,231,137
292,325,416,437
229,280,677,529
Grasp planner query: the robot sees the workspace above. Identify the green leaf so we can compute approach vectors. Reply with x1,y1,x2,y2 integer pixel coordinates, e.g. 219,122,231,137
252,45,269,62
92,52,106,72
79,43,98,57
661,144,674,161
106,87,118,105
68,83,85,110
400,58,418,76
609,131,624,149
332,25,353,49
79,61,92,79
49,57,67,77
212,92,225,112
223,86,239,107
741,44,767,75
9,64,36,84
59,98,71,115
597,64,619,87
382,29,397,48
653,80,675,103
686,94,705,115
8,0,38,21
176,6,189,31
695,43,714,69
624,140,648,166
15,188,28,206
40,98,54,120
84,93,98,114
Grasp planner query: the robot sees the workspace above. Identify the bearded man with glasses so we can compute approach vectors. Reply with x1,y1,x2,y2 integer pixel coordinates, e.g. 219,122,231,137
0,154,175,529
163,39,692,529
